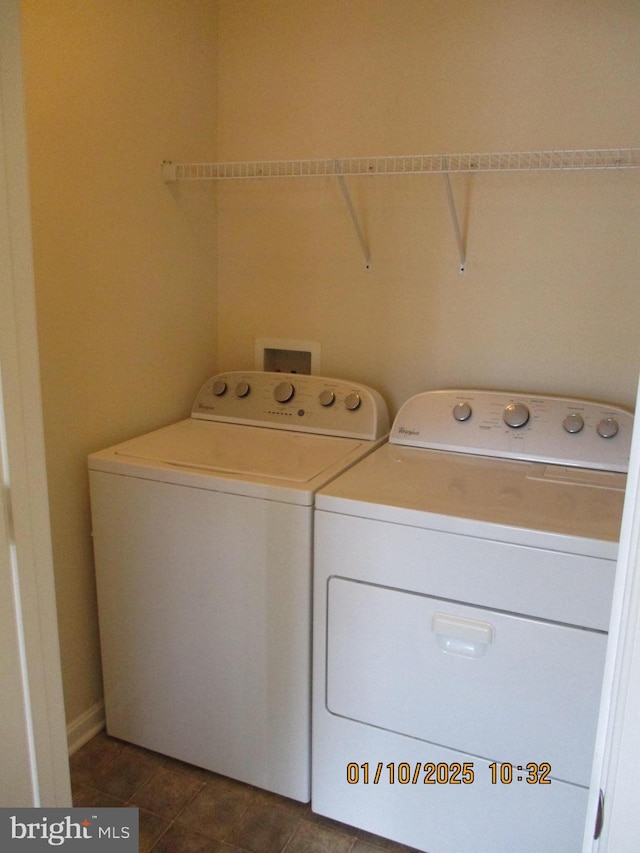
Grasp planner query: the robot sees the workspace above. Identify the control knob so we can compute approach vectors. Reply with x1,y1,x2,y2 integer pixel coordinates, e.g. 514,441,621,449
503,402,530,429
235,381,250,398
274,381,295,403
211,380,227,397
597,417,619,439
319,389,335,407
344,393,362,411
563,413,584,434
453,402,472,422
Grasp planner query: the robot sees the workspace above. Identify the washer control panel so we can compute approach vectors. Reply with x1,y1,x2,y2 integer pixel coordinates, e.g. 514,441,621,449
192,371,389,440
391,390,633,471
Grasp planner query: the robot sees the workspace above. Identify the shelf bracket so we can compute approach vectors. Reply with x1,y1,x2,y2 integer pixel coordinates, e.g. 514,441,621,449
335,161,371,270
443,171,467,274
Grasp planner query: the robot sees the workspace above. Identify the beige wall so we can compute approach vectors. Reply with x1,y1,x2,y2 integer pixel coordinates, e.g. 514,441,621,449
17,0,640,732
216,0,640,413
20,1,218,725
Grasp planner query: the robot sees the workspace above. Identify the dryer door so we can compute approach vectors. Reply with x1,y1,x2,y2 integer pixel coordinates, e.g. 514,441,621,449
326,577,607,787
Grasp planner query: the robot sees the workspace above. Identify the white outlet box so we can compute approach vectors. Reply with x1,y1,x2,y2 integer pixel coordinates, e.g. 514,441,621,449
255,338,321,375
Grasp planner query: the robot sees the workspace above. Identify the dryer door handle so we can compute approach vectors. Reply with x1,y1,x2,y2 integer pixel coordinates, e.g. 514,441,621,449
432,612,495,659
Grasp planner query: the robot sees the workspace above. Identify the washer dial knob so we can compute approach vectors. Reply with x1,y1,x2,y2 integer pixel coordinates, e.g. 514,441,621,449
344,393,362,411
235,381,250,398
319,389,335,407
212,380,227,396
274,381,295,403
563,413,584,434
503,402,530,429
597,417,619,439
453,402,472,422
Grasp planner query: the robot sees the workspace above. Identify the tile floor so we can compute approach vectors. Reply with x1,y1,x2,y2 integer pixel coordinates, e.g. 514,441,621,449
70,731,422,853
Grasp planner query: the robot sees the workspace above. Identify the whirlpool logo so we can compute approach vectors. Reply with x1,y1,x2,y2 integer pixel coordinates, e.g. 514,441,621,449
397,426,419,437
1,809,138,850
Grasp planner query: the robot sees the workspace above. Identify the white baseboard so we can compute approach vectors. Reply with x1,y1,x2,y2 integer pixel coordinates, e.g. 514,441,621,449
66,700,105,756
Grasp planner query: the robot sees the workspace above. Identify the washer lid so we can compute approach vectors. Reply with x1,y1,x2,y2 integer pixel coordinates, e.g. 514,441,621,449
113,419,368,482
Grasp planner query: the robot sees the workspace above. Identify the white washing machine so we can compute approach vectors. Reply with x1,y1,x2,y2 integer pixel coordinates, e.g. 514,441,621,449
312,389,632,850
88,370,388,803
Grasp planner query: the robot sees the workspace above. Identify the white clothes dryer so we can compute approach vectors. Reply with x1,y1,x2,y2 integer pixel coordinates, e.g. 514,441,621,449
89,370,388,803
312,389,632,850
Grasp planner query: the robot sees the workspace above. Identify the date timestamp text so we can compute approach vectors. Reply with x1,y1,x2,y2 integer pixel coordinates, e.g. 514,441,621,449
346,761,552,785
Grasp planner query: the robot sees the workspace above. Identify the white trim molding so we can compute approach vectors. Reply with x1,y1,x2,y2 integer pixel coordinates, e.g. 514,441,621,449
66,701,105,756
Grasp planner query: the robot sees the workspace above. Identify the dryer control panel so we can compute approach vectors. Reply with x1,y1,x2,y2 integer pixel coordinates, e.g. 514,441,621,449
391,390,633,471
192,371,389,440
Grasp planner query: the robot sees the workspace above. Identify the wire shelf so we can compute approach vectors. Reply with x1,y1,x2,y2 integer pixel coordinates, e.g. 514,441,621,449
163,148,640,181
161,146,639,274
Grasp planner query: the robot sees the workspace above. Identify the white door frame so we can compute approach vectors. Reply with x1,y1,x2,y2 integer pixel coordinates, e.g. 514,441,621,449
0,0,70,807
583,373,640,851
